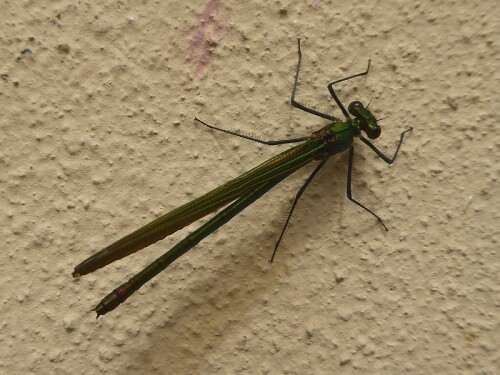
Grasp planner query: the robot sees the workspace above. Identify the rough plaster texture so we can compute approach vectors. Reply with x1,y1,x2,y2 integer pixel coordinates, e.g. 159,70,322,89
1,1,498,374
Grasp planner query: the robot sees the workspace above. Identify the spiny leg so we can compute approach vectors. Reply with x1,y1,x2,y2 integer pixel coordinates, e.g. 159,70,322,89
359,127,413,164
347,146,388,231
270,158,328,262
291,39,337,121
327,59,371,120
194,117,308,145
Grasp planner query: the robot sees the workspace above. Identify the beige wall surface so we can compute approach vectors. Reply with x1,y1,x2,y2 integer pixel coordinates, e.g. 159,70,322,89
1,1,498,374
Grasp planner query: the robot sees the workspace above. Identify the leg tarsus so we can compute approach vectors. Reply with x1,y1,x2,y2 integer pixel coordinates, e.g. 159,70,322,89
360,127,412,164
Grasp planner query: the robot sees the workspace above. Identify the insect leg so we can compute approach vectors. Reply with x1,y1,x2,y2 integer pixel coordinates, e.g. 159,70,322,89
270,158,328,262
346,146,388,231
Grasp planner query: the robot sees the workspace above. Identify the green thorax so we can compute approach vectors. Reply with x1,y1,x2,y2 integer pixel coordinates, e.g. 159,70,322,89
310,120,357,159
309,101,381,160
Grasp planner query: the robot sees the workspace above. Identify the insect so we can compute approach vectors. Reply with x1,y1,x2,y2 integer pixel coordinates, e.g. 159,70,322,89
73,39,412,317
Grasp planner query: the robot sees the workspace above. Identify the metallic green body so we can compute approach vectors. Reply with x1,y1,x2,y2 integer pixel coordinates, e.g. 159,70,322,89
74,120,357,277
74,99,386,317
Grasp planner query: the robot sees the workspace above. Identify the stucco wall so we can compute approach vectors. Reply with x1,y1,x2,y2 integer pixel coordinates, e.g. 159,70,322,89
1,1,498,374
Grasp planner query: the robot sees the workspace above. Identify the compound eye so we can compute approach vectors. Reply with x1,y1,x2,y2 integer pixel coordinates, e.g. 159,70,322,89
366,126,381,139
348,101,364,116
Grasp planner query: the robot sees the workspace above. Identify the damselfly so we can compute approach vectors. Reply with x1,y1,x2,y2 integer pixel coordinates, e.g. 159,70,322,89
73,39,412,317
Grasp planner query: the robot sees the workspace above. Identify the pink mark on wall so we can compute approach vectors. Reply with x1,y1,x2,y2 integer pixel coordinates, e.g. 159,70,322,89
184,0,227,76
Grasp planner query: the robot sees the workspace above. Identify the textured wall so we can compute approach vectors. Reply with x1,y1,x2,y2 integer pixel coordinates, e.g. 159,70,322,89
1,1,498,374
